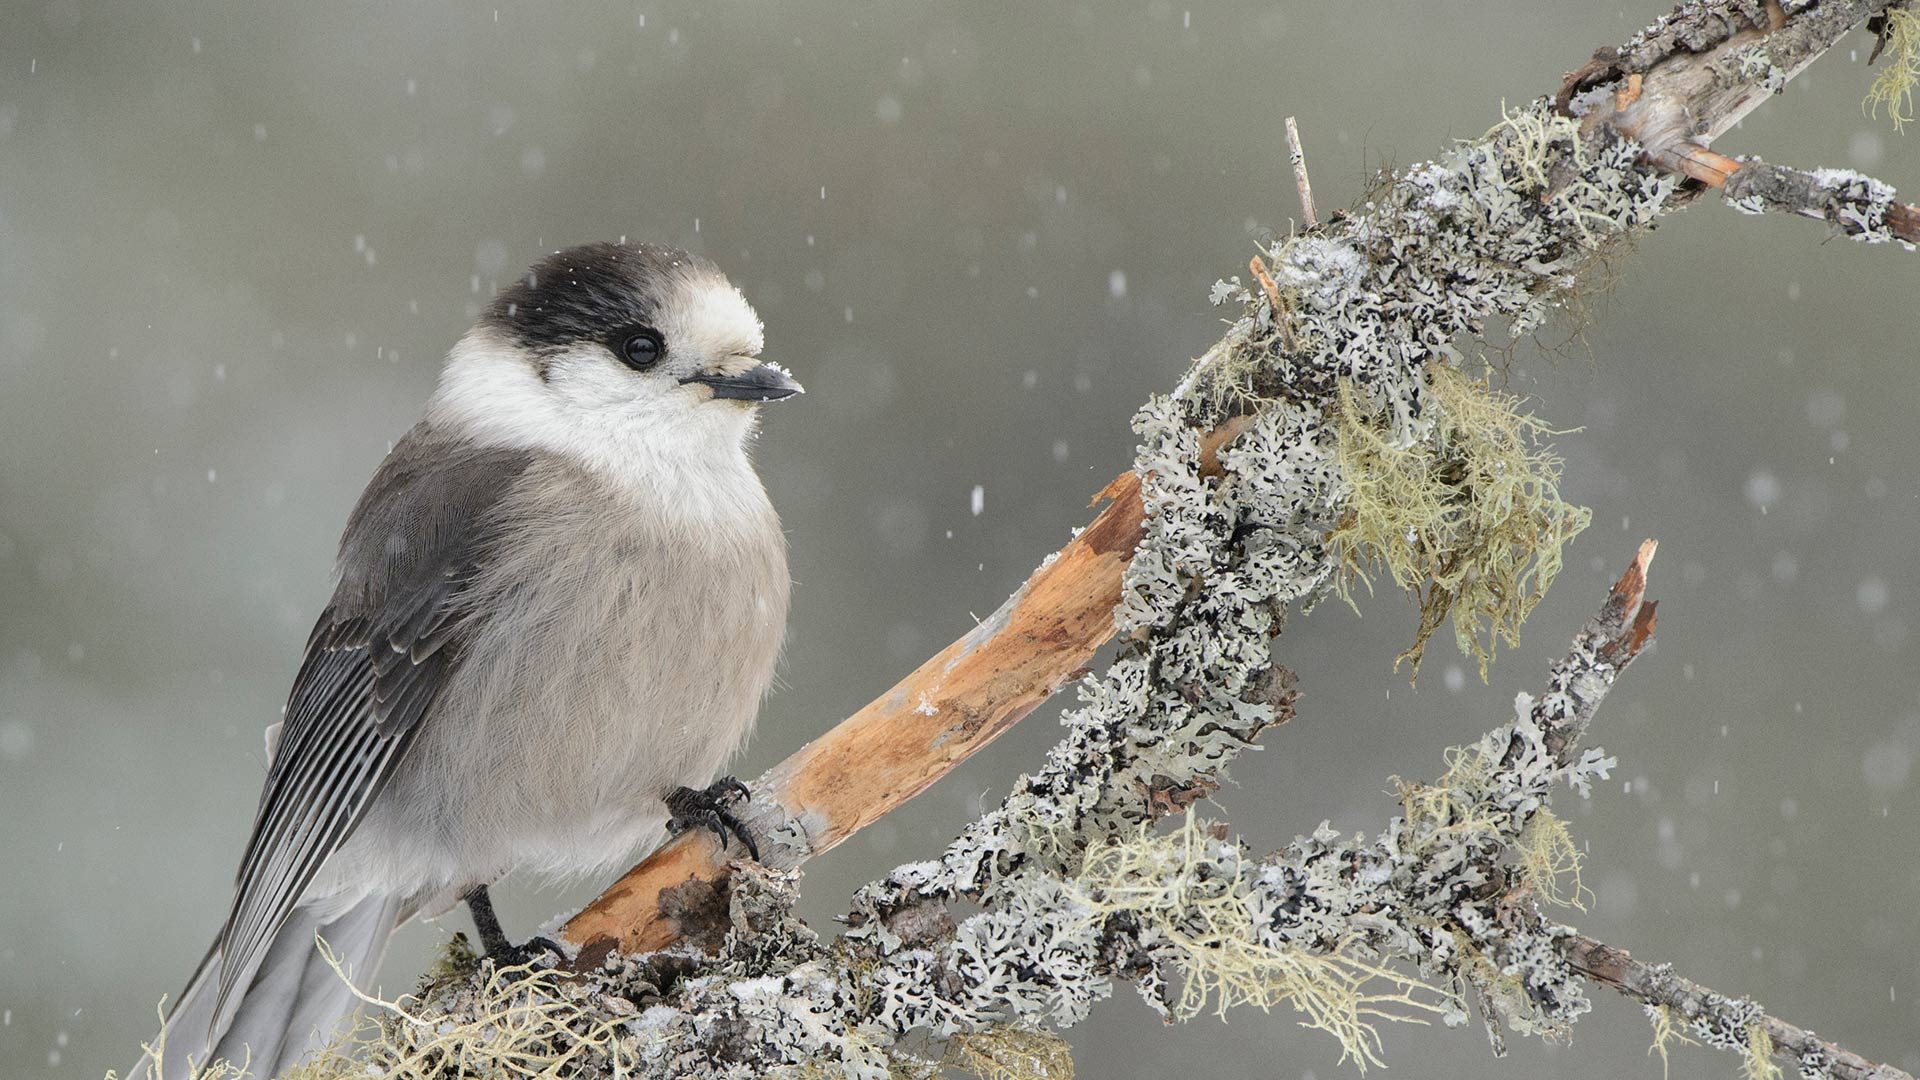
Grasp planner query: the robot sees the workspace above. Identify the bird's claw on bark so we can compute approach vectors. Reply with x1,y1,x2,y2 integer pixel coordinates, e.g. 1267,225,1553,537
665,776,761,861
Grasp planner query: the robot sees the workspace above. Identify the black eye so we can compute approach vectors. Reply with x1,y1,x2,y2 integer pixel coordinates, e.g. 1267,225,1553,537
618,328,664,370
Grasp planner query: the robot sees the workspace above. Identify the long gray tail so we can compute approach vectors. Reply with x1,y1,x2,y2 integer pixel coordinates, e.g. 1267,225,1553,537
128,893,408,1080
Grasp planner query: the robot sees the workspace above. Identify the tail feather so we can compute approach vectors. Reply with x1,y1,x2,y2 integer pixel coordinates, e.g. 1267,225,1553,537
129,894,406,1080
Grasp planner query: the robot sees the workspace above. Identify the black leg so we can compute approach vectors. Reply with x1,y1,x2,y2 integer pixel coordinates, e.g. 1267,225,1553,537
464,885,562,965
665,776,761,861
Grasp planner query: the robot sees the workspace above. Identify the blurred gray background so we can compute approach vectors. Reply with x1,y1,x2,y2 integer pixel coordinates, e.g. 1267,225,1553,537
2,1,1916,1077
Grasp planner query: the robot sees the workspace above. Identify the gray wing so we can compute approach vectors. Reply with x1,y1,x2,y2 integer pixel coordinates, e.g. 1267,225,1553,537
211,431,533,1020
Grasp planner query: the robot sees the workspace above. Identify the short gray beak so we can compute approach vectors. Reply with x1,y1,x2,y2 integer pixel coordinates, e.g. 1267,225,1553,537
680,362,804,402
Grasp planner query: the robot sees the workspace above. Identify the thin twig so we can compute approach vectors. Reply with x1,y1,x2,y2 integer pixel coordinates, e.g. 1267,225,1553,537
1285,115,1318,228
1562,933,1914,1080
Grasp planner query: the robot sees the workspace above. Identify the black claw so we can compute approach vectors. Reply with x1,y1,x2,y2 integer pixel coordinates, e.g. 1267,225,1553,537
665,776,761,861
487,930,560,960
464,886,562,967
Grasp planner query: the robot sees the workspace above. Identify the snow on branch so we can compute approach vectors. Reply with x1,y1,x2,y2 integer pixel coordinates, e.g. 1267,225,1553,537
264,2,1914,1079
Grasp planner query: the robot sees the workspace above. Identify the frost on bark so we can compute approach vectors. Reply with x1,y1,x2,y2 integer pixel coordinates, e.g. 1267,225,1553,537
178,2,1919,1079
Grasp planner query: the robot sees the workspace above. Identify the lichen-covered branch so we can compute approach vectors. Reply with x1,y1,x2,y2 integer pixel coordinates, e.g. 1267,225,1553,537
1721,157,1920,242
1561,934,1916,1080
1567,0,1918,246
561,0,1911,974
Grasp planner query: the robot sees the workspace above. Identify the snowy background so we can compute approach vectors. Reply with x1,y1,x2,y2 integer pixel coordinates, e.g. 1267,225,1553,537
1,1,1915,1077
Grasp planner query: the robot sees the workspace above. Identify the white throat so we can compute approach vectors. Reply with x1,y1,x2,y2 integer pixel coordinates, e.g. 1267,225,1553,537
426,329,765,518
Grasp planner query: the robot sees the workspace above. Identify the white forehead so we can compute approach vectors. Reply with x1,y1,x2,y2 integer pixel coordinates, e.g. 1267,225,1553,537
658,276,764,360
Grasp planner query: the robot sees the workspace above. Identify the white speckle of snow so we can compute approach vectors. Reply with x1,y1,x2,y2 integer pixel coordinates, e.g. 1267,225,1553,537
252,123,267,141
1771,551,1798,585
1857,576,1891,615
520,145,546,177
1806,387,1846,427
970,485,984,517
1597,873,1638,917
1849,129,1885,169
875,94,902,124
1051,439,1069,463
1862,740,1912,791
1441,664,1465,693
914,693,939,716
1743,468,1780,510
1108,269,1127,298
0,720,33,759
206,468,217,483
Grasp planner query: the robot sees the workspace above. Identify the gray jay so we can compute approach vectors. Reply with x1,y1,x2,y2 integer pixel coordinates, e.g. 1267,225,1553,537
130,241,798,1079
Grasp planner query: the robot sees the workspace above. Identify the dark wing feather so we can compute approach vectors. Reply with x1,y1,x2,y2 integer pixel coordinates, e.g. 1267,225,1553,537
211,434,532,1022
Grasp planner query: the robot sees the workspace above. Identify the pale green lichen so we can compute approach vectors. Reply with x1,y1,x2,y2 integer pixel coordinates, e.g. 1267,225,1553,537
1329,363,1589,679
1743,1023,1784,1080
941,1026,1075,1080
1072,813,1447,1072
280,941,639,1080
1514,808,1591,911
1646,1004,1699,1080
1865,6,1920,131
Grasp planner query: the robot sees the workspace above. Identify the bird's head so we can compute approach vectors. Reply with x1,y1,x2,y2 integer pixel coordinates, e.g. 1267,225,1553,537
431,241,801,461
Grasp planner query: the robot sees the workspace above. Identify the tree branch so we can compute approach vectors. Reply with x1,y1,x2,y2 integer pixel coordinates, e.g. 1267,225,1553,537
1573,0,1919,244
1562,933,1916,1080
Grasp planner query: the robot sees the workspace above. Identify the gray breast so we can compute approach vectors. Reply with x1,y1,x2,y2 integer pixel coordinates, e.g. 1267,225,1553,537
332,452,788,895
